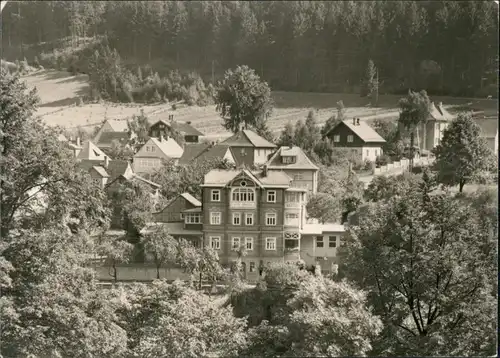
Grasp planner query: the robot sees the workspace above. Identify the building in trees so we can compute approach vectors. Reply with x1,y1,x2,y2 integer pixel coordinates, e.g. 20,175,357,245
265,146,319,194
475,115,498,153
220,129,276,167
149,116,205,144
143,193,203,248
133,136,184,176
95,131,130,153
300,223,346,271
411,101,455,152
325,118,386,162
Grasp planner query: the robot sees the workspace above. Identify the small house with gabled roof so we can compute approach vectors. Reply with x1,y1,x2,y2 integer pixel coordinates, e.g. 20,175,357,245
77,140,108,161
221,129,276,166
326,118,386,162
133,136,184,176
265,146,319,194
149,117,205,143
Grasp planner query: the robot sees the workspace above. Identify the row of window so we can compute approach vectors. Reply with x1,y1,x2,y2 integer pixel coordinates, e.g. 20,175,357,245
211,188,304,203
209,236,277,251
316,236,338,248
333,134,354,143
145,146,156,153
135,158,161,168
210,211,281,226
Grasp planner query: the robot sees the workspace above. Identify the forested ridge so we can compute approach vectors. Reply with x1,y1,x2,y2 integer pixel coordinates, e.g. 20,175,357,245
1,1,498,97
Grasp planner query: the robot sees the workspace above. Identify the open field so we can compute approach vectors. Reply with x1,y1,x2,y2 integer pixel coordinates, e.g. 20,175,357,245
22,70,498,138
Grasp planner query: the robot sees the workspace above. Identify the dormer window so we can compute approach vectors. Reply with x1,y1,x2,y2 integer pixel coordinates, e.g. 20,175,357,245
282,156,296,164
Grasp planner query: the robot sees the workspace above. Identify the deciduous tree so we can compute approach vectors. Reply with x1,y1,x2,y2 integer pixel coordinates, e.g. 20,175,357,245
339,187,497,356
433,113,495,192
141,224,177,279
215,65,273,133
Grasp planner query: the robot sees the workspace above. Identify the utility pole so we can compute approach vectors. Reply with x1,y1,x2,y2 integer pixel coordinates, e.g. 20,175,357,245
211,60,215,85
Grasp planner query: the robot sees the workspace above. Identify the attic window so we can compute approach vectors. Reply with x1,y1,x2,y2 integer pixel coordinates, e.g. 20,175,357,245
240,181,247,187
93,150,101,156
282,156,296,164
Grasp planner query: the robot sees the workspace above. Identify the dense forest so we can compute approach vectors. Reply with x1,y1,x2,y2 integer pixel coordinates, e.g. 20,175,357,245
1,1,498,97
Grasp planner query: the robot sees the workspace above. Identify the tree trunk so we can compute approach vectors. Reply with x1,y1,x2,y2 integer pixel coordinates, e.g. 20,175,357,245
199,272,202,290
409,131,415,172
459,180,465,193
156,265,160,279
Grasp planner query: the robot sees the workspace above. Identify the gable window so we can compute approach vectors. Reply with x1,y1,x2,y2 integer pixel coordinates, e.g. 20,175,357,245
232,237,241,250
293,173,303,181
185,213,201,224
316,236,324,248
245,237,254,251
245,213,254,225
265,237,277,250
232,212,241,225
266,212,277,226
151,146,155,152
146,146,150,152
210,236,221,250
347,135,354,143
231,188,255,202
333,135,340,143
329,236,337,248
210,212,221,225
211,189,220,202
267,190,276,203
93,150,101,157
282,156,296,164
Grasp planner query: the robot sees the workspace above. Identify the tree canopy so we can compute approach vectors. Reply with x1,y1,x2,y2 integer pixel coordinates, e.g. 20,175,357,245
433,113,495,192
339,185,497,356
215,65,273,133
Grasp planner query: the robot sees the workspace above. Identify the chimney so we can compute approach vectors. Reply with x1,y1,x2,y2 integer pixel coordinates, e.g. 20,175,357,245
263,164,268,177
159,135,163,142
76,137,81,146
352,118,356,125
103,155,109,169
356,118,360,125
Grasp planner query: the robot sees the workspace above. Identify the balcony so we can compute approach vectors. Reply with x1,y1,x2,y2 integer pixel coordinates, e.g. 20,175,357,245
230,201,256,209
285,202,301,209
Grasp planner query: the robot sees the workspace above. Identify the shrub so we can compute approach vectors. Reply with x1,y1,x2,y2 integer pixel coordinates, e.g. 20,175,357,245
375,154,391,167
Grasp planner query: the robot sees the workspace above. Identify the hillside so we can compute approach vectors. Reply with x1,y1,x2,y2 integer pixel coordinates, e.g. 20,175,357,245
23,70,498,139
3,1,498,98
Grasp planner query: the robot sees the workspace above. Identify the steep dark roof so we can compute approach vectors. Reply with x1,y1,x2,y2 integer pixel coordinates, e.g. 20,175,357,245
106,160,131,181
150,119,205,136
178,143,211,165
222,130,276,148
97,131,129,146
195,144,233,163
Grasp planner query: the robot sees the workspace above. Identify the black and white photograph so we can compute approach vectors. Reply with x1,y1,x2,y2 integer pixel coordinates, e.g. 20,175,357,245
0,1,498,356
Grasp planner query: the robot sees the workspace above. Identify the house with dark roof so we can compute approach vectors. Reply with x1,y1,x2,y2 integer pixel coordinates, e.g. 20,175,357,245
93,119,129,143
220,130,276,167
95,131,130,153
178,143,236,166
153,192,202,223
326,118,386,162
265,146,319,194
149,117,205,143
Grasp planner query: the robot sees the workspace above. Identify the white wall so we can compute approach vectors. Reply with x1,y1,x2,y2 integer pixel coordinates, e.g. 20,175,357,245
361,146,382,162
254,148,274,164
